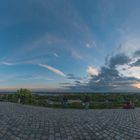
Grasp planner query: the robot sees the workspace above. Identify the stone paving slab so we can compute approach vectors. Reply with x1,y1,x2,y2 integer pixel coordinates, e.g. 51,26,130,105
0,102,139,140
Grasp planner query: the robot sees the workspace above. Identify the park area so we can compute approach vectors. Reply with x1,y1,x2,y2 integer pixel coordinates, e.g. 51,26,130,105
0,89,140,109
0,102,140,140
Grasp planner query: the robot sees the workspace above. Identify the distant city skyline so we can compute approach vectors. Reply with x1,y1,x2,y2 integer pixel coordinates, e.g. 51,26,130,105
0,0,140,92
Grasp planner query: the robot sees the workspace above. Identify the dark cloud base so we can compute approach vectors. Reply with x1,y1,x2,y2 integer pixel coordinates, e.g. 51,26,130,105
66,51,140,92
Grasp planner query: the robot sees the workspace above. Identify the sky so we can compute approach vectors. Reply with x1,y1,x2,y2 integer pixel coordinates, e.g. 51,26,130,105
1,0,140,92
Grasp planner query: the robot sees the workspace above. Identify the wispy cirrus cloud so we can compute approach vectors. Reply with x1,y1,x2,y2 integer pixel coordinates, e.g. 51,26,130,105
1,0,99,67
53,53,59,57
1,62,15,66
38,64,66,77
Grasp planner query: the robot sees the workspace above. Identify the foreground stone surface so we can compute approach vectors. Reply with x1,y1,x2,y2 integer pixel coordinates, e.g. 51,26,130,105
0,102,140,140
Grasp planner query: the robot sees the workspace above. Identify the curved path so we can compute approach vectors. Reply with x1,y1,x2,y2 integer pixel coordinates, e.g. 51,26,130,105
0,102,140,140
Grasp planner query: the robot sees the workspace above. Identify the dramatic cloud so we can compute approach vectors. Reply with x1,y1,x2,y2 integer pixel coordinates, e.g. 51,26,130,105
68,52,140,92
108,53,130,68
131,59,140,66
134,50,140,56
119,66,140,79
130,50,140,66
87,53,140,91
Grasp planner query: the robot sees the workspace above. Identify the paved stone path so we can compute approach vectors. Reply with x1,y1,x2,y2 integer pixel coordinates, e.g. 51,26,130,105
0,102,140,140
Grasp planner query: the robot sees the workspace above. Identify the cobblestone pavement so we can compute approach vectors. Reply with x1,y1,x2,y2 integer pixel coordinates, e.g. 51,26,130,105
0,102,140,140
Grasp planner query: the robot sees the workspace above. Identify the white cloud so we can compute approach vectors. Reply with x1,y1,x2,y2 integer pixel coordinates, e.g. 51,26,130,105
87,66,99,76
86,41,96,49
118,65,140,79
39,64,66,77
53,53,59,57
1,61,15,66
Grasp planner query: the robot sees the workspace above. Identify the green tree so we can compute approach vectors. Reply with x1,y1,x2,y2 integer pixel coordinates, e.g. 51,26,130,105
17,88,34,104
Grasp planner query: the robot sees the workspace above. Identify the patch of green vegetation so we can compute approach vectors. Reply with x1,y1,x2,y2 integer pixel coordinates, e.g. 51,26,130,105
0,89,140,109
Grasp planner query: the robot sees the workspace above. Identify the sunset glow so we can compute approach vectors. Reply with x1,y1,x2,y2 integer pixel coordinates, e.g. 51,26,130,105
132,83,140,89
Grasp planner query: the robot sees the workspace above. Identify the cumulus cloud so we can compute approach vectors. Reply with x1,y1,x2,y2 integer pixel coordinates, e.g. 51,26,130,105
119,66,140,79
130,49,140,67
68,52,140,92
38,64,66,77
134,50,140,56
131,59,140,67
108,53,130,68
88,53,140,91
87,66,99,76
